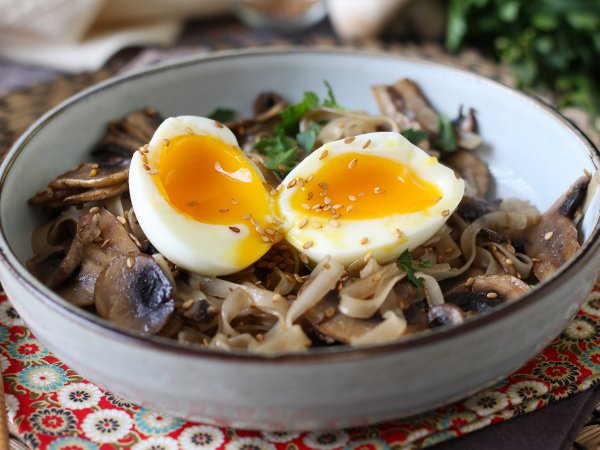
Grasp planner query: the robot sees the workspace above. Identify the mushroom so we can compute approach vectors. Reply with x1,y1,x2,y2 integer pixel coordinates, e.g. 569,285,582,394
253,92,286,117
457,196,500,222
445,274,530,313
444,150,490,198
372,79,439,133
29,189,82,208
63,183,128,204
48,162,129,190
453,106,482,150
304,292,379,344
95,109,163,157
428,303,465,328
519,176,590,282
55,208,140,306
95,254,175,334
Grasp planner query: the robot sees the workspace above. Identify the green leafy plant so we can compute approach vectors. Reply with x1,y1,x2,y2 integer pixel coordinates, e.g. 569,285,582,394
397,250,424,288
447,0,600,121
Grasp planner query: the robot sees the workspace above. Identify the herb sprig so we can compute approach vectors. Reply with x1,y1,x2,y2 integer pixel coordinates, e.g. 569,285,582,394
397,250,424,288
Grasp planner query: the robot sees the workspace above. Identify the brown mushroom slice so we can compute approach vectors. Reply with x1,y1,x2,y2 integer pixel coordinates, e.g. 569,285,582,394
453,107,482,150
456,196,500,222
96,109,163,156
64,183,128,204
253,92,286,117
446,274,530,313
304,293,379,344
29,189,79,208
49,162,129,190
95,254,175,334
444,150,490,198
519,176,590,282
428,304,465,328
371,85,422,131
57,209,140,306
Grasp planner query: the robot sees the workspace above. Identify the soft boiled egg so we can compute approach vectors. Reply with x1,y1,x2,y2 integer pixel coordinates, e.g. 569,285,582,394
277,132,465,265
130,117,465,276
129,116,277,276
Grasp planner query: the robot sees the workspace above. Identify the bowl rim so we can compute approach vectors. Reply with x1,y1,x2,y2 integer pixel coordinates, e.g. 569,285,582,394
0,46,599,364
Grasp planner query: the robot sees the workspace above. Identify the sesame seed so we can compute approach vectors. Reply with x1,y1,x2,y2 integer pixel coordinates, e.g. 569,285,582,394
361,237,369,245
301,203,311,210
319,149,329,160
373,186,383,194
229,226,240,233
148,169,159,175
362,139,371,149
300,253,309,264
214,120,225,128
323,263,332,270
231,198,239,205
531,258,541,263
318,182,329,190
445,247,454,254
218,208,230,214
261,236,272,243
89,206,100,214
256,333,265,342
441,209,450,217
299,218,308,229
363,252,372,262
307,192,314,200
242,213,252,220
505,258,514,266
185,127,194,134
320,191,328,197
507,244,516,254
346,205,354,213
332,203,344,210
272,293,284,302
395,229,403,238
344,136,355,144
163,138,170,146
348,194,356,201
294,274,303,283
270,189,277,196
278,164,286,171
332,213,341,219
187,201,198,207
91,163,99,169
117,215,127,225
182,299,194,309
311,204,322,211
329,219,339,228
312,222,322,229
255,225,264,234
88,168,97,177
324,196,332,205
265,228,275,236
397,175,405,183
306,175,314,182
465,277,475,287
544,231,554,240
142,163,151,171
141,153,149,164
348,158,358,170
358,192,366,197
487,292,498,299
126,256,135,269
287,178,297,189
303,241,314,249
100,239,111,248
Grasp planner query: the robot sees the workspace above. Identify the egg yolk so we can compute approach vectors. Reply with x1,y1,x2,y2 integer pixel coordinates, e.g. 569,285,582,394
153,134,271,227
289,152,442,219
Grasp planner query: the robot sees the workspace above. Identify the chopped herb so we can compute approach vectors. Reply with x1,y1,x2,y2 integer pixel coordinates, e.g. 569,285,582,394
419,258,433,268
397,250,424,288
401,128,429,145
435,115,458,152
254,132,299,177
296,123,320,153
323,80,339,108
277,91,319,135
208,107,236,123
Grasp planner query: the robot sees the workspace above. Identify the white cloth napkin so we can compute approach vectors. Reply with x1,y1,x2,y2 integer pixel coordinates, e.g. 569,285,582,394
0,0,229,72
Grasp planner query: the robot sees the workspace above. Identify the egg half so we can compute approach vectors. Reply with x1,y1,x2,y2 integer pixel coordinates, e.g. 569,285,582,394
129,117,465,276
278,132,464,265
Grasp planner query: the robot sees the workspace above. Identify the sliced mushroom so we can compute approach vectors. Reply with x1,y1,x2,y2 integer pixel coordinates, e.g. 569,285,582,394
457,196,500,222
453,107,482,150
444,150,490,198
64,183,128,204
29,189,81,208
372,85,422,131
428,304,465,328
95,254,175,334
253,92,286,117
304,292,379,344
183,298,215,323
519,176,590,282
95,109,163,156
48,162,129,190
56,208,140,306
446,274,530,312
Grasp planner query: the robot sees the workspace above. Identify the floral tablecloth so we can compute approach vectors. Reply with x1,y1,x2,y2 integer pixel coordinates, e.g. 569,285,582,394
2,284,600,450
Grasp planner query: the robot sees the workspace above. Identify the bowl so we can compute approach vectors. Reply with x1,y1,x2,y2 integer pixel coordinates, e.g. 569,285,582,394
0,48,599,431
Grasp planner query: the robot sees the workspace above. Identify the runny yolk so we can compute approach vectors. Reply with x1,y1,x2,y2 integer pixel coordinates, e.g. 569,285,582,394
153,134,270,226
289,152,442,219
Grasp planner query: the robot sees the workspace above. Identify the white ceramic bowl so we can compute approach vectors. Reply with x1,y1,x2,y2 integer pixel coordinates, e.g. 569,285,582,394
0,48,599,431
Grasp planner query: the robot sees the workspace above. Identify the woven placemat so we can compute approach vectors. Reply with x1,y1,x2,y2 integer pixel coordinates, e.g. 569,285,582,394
0,19,598,449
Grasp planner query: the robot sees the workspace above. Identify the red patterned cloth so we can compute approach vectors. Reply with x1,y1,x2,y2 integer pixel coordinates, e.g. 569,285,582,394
2,285,600,450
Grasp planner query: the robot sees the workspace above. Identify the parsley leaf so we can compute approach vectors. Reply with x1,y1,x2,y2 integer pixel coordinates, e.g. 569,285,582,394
296,123,320,153
435,115,458,152
208,107,236,123
419,258,433,268
397,250,424,288
277,91,319,135
323,80,339,108
254,132,299,177
401,128,429,145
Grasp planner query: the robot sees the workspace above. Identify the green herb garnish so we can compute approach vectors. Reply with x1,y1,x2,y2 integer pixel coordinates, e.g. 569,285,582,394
397,250,424,288
435,115,458,152
208,107,236,123
253,132,300,177
419,258,433,268
296,123,320,153
323,80,339,108
277,91,319,135
401,128,429,145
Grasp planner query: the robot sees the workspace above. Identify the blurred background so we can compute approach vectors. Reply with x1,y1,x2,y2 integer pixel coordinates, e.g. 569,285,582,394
0,0,598,140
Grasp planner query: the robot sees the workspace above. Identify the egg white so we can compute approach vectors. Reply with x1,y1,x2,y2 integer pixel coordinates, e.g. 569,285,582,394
129,116,272,276
277,132,465,265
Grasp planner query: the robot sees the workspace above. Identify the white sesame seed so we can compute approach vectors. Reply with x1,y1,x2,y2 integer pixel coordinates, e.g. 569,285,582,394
361,237,369,245
287,178,297,189
363,251,372,262
487,292,498,299
332,204,344,210
397,175,405,182
348,158,358,170
344,136,355,144
362,139,371,149
185,127,194,134
301,203,311,210
229,226,240,233
318,182,329,190
218,208,230,214
324,197,332,205
231,198,239,205
312,222,322,229
117,216,127,225
214,120,225,128
329,219,339,228
348,195,356,201
299,218,308,229
544,231,554,240
441,209,450,217
126,256,135,269
373,186,383,194
319,149,329,160
346,205,354,213
465,277,475,287
303,241,314,249
163,138,170,146
395,229,403,238
300,253,309,264
505,258,514,266
307,192,314,200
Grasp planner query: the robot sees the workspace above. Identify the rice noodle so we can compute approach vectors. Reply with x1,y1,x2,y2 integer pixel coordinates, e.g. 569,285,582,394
351,311,407,346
